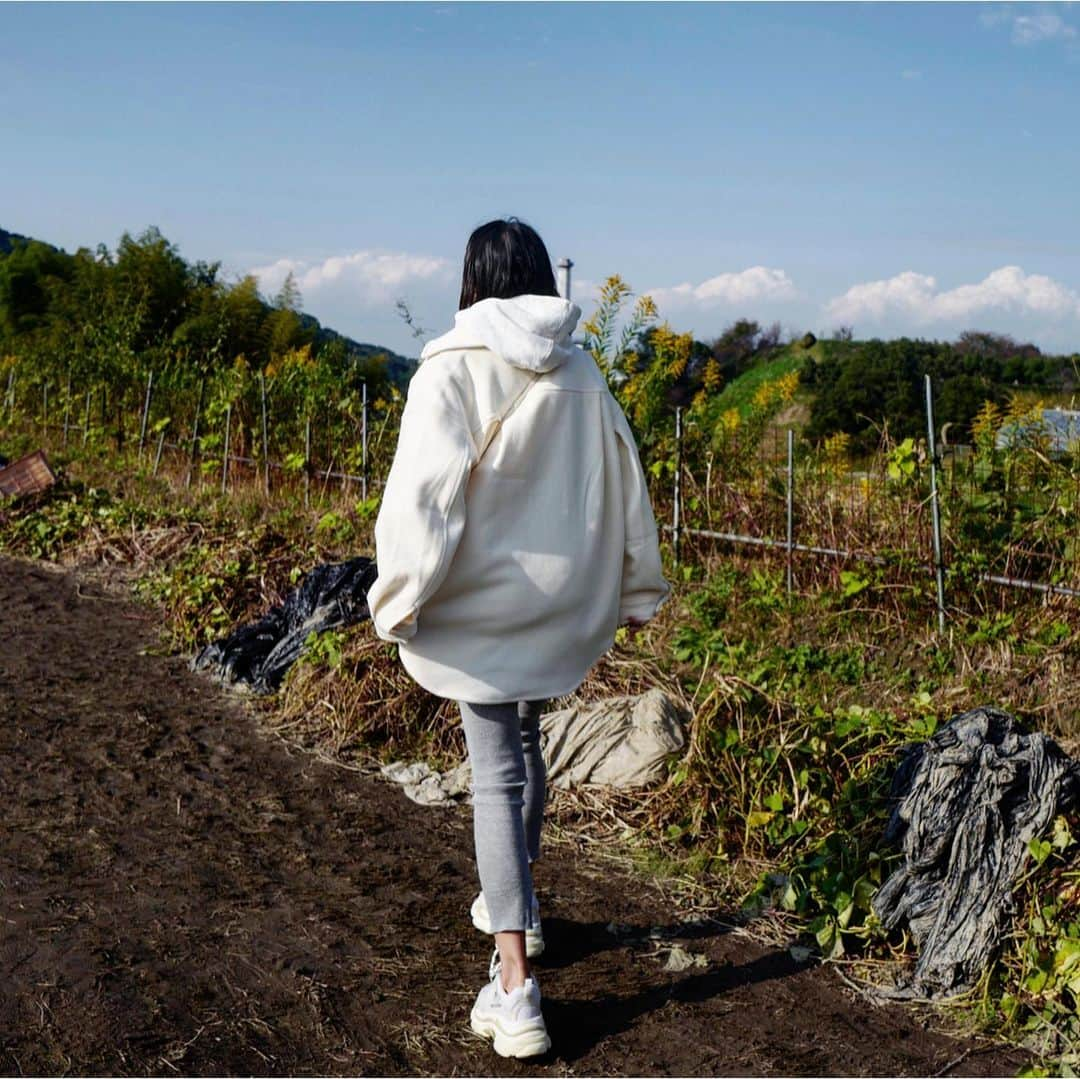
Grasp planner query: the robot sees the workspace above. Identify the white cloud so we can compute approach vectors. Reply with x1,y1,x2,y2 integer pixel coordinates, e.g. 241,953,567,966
645,266,798,311
248,249,454,306
825,266,1080,326
980,6,1077,43
1011,12,1076,43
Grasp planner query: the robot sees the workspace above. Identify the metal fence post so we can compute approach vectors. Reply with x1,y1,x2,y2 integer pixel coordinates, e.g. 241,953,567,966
153,422,168,476
113,388,123,453
187,379,205,489
259,371,270,496
361,380,368,502
786,428,795,595
221,403,232,495
63,372,72,446
673,406,683,567
138,371,154,459
304,415,312,509
925,374,947,634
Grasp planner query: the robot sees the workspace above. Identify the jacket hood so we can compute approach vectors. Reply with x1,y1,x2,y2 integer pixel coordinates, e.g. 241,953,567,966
420,295,582,374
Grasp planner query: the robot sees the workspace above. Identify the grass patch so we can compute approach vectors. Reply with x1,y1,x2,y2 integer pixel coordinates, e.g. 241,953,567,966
710,343,815,419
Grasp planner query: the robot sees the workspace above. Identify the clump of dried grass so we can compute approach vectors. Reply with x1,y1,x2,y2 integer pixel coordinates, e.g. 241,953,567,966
269,593,693,772
573,634,688,707
271,633,460,766
70,520,210,568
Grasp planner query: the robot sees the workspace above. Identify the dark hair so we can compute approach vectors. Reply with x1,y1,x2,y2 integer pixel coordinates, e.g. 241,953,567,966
458,218,559,310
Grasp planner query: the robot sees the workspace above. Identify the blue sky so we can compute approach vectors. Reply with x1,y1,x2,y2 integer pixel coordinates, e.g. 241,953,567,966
4,2,1080,356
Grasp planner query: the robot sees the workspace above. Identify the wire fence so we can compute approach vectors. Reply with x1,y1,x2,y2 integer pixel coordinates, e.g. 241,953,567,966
665,375,1080,620
5,366,1079,622
3,367,385,509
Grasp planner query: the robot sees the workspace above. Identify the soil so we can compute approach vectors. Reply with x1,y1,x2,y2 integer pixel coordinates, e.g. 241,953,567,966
0,554,1026,1077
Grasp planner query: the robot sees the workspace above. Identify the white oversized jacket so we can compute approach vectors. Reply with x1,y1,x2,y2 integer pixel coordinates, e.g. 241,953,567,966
367,294,669,704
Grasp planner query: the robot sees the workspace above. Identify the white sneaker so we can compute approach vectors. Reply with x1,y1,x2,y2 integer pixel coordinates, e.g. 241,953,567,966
470,891,545,957
470,950,551,1059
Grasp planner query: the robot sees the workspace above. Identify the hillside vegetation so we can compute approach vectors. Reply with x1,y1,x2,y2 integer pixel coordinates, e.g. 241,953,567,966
0,223,415,397
0,226,44,256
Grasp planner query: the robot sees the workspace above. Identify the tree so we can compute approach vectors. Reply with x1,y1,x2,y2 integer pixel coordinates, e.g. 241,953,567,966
705,319,782,384
955,330,1040,363
804,335,1061,449
112,227,193,352
274,271,302,314
0,241,72,341
222,275,267,364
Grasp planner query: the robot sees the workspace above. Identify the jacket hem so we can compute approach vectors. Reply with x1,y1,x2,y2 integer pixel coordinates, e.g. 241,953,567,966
397,646,592,706
369,594,418,643
619,587,670,623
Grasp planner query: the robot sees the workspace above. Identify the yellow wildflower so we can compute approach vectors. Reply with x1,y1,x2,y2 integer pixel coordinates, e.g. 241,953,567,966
777,370,800,401
720,408,740,434
702,358,722,393
752,381,775,409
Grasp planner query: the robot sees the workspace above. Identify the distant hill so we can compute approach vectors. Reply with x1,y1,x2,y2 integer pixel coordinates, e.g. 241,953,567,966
296,312,415,386
0,226,51,255
0,225,417,382
711,341,815,418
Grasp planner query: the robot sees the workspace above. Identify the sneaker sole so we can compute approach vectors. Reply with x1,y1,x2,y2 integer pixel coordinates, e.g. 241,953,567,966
470,910,545,957
470,1007,551,1059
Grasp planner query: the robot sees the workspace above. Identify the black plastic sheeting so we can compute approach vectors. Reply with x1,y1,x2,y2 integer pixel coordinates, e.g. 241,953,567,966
873,706,1080,999
193,557,378,694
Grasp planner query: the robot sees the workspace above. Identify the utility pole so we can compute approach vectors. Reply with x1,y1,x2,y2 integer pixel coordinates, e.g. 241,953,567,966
557,257,573,301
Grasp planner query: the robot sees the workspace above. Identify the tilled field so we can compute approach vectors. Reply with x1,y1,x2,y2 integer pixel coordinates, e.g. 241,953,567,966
0,555,1025,1076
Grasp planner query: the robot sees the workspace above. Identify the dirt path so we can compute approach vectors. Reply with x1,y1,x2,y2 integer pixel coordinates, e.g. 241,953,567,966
0,555,1024,1077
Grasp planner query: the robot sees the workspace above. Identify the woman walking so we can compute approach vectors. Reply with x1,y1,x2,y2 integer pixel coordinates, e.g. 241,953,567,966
367,218,668,1058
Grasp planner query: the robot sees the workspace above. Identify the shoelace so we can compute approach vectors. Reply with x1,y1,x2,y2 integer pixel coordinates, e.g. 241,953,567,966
488,947,501,985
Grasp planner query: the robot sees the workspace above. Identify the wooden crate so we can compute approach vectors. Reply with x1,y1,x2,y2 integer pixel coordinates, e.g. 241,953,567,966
0,450,57,498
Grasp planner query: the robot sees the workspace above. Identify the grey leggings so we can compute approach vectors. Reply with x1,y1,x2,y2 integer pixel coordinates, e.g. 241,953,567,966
458,699,546,933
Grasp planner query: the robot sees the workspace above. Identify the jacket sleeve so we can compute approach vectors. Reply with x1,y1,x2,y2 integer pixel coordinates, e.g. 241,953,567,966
612,405,670,623
367,363,476,643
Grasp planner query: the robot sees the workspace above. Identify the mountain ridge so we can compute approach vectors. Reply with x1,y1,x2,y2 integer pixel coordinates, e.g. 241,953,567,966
0,226,50,256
